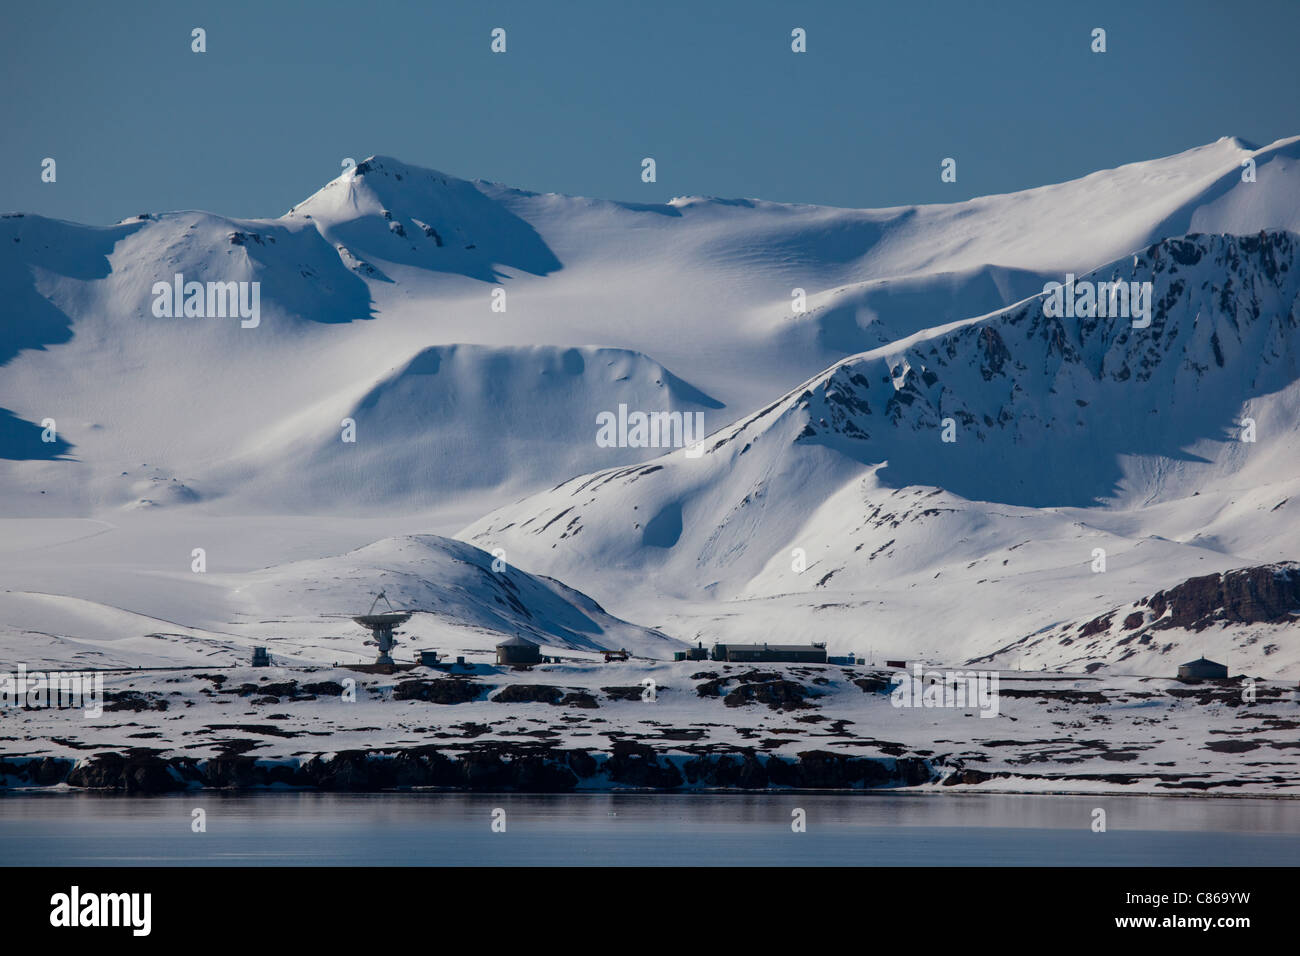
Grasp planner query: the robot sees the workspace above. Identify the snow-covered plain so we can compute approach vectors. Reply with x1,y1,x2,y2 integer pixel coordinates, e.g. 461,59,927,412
1,136,1299,792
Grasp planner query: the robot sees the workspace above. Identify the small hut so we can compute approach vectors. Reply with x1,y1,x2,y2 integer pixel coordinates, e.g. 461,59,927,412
496,634,542,666
1177,657,1228,681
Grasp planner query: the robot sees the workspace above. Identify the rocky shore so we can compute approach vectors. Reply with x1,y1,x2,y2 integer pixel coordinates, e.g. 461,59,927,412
1,744,937,794
2,659,1295,795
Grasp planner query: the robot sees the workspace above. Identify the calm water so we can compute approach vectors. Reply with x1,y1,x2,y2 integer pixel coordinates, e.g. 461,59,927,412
1,791,1297,866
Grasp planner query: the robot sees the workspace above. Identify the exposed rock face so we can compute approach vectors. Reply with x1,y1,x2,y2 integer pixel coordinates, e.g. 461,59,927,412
63,751,186,793
605,741,684,789
723,679,819,711
394,679,483,704
1079,615,1112,638
696,670,782,699
1032,562,1300,670
787,751,932,788
488,684,598,707
998,688,1108,705
941,768,1001,787
852,676,893,693
0,756,74,786
491,684,565,705
0,746,939,794
102,691,168,712
601,685,647,701
1146,565,1300,631
225,679,345,701
681,750,770,788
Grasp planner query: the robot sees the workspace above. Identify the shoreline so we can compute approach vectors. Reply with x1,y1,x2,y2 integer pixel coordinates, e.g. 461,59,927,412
5,660,1295,799
2,747,1294,798
3,784,1299,800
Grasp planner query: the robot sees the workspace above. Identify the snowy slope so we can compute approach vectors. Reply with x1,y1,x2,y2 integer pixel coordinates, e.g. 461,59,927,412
231,533,681,660
463,232,1300,675
210,343,722,512
981,563,1300,675
2,137,1300,675
0,531,678,670
0,209,719,517
3,137,1300,521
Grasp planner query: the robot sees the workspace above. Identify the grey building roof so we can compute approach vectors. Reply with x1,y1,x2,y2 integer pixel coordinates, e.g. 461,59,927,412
718,644,826,652
497,635,539,648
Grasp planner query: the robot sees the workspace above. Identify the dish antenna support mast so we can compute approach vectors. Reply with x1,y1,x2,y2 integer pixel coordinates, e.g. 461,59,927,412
352,591,412,665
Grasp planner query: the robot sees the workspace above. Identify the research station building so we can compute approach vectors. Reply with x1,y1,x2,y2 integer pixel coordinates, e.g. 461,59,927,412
1177,657,1229,681
710,642,828,664
496,634,543,666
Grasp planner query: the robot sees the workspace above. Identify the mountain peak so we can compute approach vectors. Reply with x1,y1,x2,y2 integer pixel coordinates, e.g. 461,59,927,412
1218,135,1261,152
287,154,472,218
347,154,462,185
281,152,562,280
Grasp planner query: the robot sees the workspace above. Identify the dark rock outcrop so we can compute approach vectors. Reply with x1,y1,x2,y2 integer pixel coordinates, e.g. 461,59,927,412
2,743,943,793
793,750,932,788
602,685,648,701
394,678,483,704
724,679,818,711
102,691,169,713
491,684,565,705
64,751,187,793
852,675,893,693
1147,564,1300,631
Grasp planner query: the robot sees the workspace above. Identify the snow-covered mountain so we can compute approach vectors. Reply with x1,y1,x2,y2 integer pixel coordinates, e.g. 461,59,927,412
0,530,675,670
5,136,1299,515
464,231,1300,675
973,562,1300,675
209,343,722,513
3,136,1300,674
231,533,680,661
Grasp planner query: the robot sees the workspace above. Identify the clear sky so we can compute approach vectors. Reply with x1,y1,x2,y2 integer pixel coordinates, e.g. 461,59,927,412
3,0,1298,225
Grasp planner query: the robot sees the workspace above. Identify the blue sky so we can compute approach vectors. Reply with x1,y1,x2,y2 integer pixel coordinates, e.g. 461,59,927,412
3,0,1298,224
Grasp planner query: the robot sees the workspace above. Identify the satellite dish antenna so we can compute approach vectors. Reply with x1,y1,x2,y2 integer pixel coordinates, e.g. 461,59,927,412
352,590,412,665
